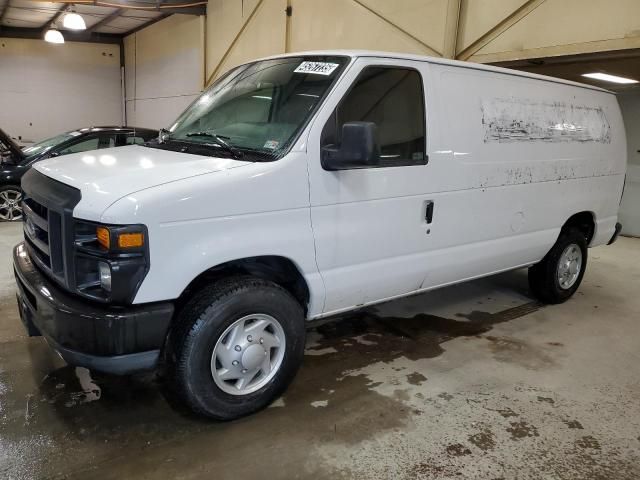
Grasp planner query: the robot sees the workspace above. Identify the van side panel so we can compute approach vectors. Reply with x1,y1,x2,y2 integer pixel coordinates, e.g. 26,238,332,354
412,64,625,290
309,57,625,317
428,65,625,226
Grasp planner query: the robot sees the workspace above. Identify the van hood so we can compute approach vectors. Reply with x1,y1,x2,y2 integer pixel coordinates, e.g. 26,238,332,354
34,145,251,219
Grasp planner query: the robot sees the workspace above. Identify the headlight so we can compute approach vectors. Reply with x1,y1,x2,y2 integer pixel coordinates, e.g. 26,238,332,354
74,220,149,304
98,261,112,292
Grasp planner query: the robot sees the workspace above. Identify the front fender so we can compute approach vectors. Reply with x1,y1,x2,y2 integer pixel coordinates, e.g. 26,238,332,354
100,152,325,317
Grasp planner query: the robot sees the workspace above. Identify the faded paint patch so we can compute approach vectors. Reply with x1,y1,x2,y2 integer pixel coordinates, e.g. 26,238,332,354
311,400,329,408
482,98,611,144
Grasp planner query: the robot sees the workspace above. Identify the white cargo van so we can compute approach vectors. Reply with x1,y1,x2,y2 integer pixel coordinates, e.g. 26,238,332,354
14,51,625,419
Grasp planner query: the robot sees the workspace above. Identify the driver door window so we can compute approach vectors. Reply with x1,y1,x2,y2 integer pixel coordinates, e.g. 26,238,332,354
323,66,426,166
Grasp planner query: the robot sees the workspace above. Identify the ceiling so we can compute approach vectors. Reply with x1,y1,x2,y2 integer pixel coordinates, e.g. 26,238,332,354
495,49,640,93
0,0,205,42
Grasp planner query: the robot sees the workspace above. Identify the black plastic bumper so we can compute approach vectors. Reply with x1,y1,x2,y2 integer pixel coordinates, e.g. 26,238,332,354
608,222,622,245
13,242,174,374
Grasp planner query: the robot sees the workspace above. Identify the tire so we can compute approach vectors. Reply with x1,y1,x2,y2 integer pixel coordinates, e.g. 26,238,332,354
164,276,305,420
528,227,587,304
0,185,23,222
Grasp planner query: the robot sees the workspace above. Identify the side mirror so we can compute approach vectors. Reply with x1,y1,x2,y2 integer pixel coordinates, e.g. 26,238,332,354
321,121,380,171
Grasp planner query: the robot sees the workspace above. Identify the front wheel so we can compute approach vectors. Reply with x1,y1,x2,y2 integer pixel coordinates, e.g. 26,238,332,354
164,276,305,420
528,227,587,304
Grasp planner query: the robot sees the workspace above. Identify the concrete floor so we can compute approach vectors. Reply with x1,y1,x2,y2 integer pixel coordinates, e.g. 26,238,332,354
1,222,639,479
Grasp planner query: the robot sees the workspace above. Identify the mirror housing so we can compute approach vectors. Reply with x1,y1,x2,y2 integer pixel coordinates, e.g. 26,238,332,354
321,121,380,170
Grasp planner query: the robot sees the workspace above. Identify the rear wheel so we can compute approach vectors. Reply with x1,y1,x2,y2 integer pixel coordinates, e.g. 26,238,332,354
164,276,305,420
528,228,587,304
0,186,23,221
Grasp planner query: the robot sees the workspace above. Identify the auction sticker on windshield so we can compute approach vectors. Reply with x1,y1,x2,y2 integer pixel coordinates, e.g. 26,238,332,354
294,61,340,76
263,140,280,150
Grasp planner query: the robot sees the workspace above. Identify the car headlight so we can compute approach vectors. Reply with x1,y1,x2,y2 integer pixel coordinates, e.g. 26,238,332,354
74,220,149,304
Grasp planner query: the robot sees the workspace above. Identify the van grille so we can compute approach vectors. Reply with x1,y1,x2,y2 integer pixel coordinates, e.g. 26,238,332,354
20,169,81,292
23,197,66,277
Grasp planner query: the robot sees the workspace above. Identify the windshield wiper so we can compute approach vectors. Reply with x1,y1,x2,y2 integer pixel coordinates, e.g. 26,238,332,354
184,132,243,159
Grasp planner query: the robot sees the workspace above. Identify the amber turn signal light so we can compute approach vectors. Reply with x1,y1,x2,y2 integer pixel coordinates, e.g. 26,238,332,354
118,232,144,249
96,227,110,249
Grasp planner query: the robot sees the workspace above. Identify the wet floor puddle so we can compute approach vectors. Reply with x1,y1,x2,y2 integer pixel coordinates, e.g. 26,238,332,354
0,299,548,479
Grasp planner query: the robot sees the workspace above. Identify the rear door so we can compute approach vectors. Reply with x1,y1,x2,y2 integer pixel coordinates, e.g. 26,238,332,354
306,57,434,315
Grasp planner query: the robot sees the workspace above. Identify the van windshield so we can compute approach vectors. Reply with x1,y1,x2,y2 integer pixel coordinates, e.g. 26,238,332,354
165,56,348,160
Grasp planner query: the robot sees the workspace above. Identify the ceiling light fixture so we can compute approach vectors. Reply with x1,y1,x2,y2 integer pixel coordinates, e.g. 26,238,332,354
582,72,638,84
44,29,65,44
63,11,86,30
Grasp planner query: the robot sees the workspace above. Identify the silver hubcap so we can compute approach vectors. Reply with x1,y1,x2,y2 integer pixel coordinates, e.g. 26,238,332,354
557,244,582,290
211,313,286,395
0,189,23,221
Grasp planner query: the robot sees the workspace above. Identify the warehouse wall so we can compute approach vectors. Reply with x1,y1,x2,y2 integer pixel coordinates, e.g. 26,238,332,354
618,93,640,237
0,38,121,144
124,14,205,129
463,0,640,63
205,0,640,83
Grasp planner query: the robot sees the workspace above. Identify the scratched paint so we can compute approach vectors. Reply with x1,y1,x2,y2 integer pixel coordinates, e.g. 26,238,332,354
481,98,611,144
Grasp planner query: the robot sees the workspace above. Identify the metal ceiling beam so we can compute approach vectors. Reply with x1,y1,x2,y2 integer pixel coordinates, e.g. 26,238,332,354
0,1,10,25
0,25,122,44
86,8,123,33
443,0,462,59
119,1,205,15
456,0,547,61
28,0,205,15
41,4,70,32
125,12,170,35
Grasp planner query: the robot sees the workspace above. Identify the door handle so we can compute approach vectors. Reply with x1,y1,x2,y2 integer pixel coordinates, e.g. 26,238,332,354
425,201,434,224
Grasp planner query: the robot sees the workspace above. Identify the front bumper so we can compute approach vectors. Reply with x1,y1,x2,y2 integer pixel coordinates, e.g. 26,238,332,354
13,242,174,374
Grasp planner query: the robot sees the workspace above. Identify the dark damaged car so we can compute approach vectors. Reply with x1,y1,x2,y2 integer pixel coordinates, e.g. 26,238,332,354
0,127,157,221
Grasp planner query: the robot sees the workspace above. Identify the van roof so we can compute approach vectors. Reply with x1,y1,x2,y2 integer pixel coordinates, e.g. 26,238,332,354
255,50,613,95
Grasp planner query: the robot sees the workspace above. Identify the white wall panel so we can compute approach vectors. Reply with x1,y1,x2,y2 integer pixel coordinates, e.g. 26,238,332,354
618,93,640,236
125,95,198,130
124,14,204,129
0,38,121,144
206,0,286,83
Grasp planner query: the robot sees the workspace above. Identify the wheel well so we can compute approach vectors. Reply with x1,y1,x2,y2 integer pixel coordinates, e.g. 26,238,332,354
177,256,310,314
562,212,595,244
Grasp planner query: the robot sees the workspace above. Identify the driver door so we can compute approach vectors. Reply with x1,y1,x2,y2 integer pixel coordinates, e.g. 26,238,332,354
306,58,434,315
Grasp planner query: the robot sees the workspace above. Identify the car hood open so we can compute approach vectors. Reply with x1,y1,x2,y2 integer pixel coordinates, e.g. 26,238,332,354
34,145,251,218
0,128,25,162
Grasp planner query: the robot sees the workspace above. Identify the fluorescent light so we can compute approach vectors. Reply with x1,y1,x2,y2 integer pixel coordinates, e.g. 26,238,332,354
63,12,86,30
582,72,638,84
44,29,65,44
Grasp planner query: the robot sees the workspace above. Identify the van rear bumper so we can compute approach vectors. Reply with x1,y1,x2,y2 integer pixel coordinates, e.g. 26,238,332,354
608,222,622,245
13,242,174,375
